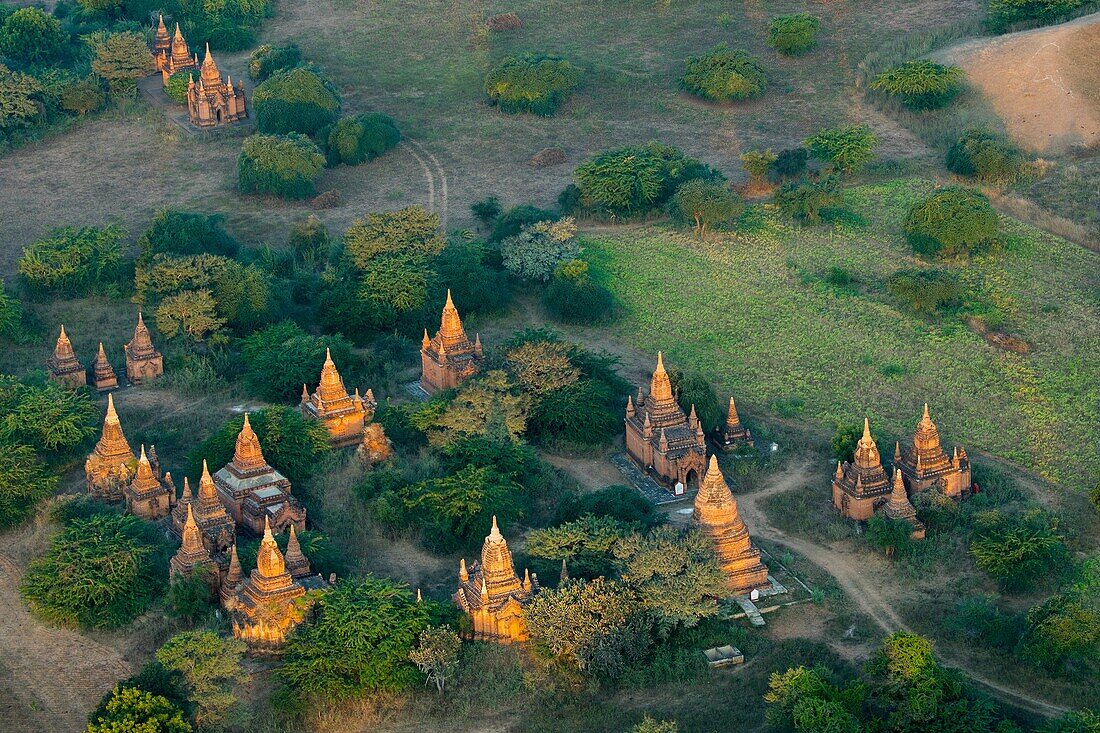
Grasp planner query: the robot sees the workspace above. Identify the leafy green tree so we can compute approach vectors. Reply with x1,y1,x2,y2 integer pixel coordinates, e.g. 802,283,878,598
528,376,621,448
489,203,557,242
1019,593,1100,673
526,515,635,579
87,687,192,733
408,625,461,692
278,577,430,698
61,76,106,116
767,14,821,56
680,44,767,102
320,112,400,166
399,465,522,548
1037,710,1100,733
154,289,226,342
135,253,234,301
871,60,964,109
238,133,325,199
289,215,330,269
574,142,719,217
253,67,341,135
0,280,24,342
946,129,1023,183
904,186,999,259
156,631,247,729
554,485,661,528
831,423,863,463
0,443,57,527
740,149,777,186
506,341,580,394
632,717,679,733
164,566,214,624
248,44,301,82
986,0,1091,32
805,125,878,174
669,370,723,435
484,54,582,115
344,207,445,268
91,32,154,99
774,177,842,225
669,179,743,238
866,515,914,557
21,513,167,628
239,321,354,402
436,239,513,316
0,8,65,64
500,218,580,282
471,197,502,227
886,268,962,316
164,70,197,105
0,63,45,134
431,370,531,445
18,225,124,298
0,376,98,451
76,0,124,14
772,147,809,178
211,260,274,333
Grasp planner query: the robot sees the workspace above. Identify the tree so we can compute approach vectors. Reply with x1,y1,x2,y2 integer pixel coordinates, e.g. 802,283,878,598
61,76,106,116
163,70,196,104
574,142,719,217
0,443,57,528
471,197,502,227
554,485,661,528
831,423,863,463
871,60,965,110
680,44,767,102
543,264,617,325
18,225,123,298
490,203,557,242
344,207,445,268
21,513,166,628
506,341,580,394
631,716,679,733
289,215,330,269
765,666,855,730
138,210,239,263
1038,710,1100,733
740,149,777,187
526,515,634,579
670,370,723,434
238,133,325,199
484,54,582,115
0,376,99,452
986,0,1091,32
946,129,1022,183
1091,481,1100,514
0,280,23,342
320,112,400,166
886,268,962,316
76,0,124,14
278,577,430,698
500,218,580,282
774,177,842,225
903,186,999,259
767,14,821,56
0,63,45,134
398,465,522,549
154,289,226,342
1020,593,1100,674
248,44,301,82
670,179,743,238
87,687,192,733
91,32,154,99
0,8,65,64
408,626,461,692
430,370,531,445
239,321,355,402
155,631,247,729
866,515,914,558
805,125,878,174
253,67,341,135
164,566,214,624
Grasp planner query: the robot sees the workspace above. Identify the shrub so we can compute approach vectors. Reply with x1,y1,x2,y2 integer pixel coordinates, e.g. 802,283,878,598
773,177,841,225
139,210,239,262
484,54,582,116
805,125,878,173
871,60,965,110
886,268,962,315
240,320,355,402
945,129,1023,183
0,443,57,528
61,76,106,115
669,178,743,237
0,376,99,452
471,196,502,227
985,0,1091,33
831,423,863,463
164,69,196,104
248,43,301,82
253,67,341,135
767,14,820,56
554,485,661,527
154,289,226,341
543,267,616,324
740,149,776,186
771,147,808,178
969,510,1070,592
490,203,557,242
18,225,123,298
155,632,247,729
903,186,998,259
21,513,167,628
436,239,512,315
574,142,720,217
680,44,767,102
0,280,24,342
238,133,325,199
91,31,154,99
500,218,579,282
0,8,65,64
87,687,191,733
319,112,400,167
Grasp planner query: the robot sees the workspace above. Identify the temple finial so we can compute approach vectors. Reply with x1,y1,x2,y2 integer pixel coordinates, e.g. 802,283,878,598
863,417,871,441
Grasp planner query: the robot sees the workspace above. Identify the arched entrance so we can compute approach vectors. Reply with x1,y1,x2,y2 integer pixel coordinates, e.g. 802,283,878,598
685,468,699,493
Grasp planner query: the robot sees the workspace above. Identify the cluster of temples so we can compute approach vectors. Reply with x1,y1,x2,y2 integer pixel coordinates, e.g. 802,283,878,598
46,314,163,391
832,405,971,537
150,16,247,129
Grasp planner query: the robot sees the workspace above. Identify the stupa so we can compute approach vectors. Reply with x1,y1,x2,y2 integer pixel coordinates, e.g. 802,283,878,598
718,396,754,451
46,325,86,389
300,349,374,447
124,445,172,520
213,414,305,535
91,342,118,392
693,455,769,595
832,418,892,520
883,468,926,539
124,312,163,385
85,394,137,500
895,404,971,498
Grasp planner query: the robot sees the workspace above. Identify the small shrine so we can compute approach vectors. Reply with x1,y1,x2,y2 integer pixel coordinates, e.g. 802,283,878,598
153,18,198,84
187,45,247,128
172,461,237,555
124,312,164,385
47,325,86,389
453,517,537,644
170,505,219,583
420,291,483,394
718,396,754,451
91,342,118,392
694,456,770,595
300,349,375,447
832,418,892,521
895,404,971,498
883,468,926,540
123,445,172,520
85,394,136,501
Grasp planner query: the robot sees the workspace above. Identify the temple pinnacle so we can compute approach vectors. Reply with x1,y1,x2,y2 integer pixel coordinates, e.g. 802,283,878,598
106,392,119,422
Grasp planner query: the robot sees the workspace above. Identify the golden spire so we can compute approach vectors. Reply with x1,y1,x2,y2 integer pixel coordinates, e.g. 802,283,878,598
480,576,489,600
862,417,871,442
105,392,119,423
694,454,745,529
317,348,347,401
726,396,741,427
890,468,907,504
286,524,304,559
488,515,502,542
226,543,243,584
181,505,205,555
422,328,431,350
301,383,309,404
853,416,882,470
439,289,465,340
835,460,844,479
97,342,108,363
459,557,469,582
256,517,286,578
198,459,218,500
136,444,153,480
180,476,193,502
625,394,635,417
54,325,77,360
416,588,422,602
232,413,267,471
650,351,673,401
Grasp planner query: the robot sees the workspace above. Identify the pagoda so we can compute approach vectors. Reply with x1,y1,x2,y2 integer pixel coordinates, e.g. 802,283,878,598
832,418,892,521
420,290,483,394
46,325,86,389
153,19,198,85
228,518,310,647
220,543,244,610
453,517,537,644
300,349,374,447
172,460,236,555
718,396,754,451
91,342,118,392
623,352,707,496
284,525,312,579
85,393,137,500
124,312,163,385
187,45,247,128
693,456,769,595
213,414,306,536
883,468,926,539
895,404,971,498
124,445,172,520
170,505,219,583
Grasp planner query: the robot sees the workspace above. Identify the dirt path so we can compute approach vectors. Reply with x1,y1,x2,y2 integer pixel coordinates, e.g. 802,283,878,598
736,460,1070,718
0,552,131,732
400,139,450,229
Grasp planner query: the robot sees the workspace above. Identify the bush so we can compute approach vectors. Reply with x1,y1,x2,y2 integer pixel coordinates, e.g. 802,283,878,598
436,239,512,316
554,485,661,527
886,268,962,315
0,444,57,528
139,210,239,262
18,225,123,298
680,44,767,102
773,177,841,225
238,133,325,200
248,43,301,82
253,67,341,135
320,112,400,167
574,142,720,217
155,631,247,729
969,510,1070,592
903,186,998,259
771,147,808,178
669,179,743,238
164,69,196,104
471,196,502,227
986,0,1091,33
500,218,579,282
0,376,99,451
87,686,191,733
945,129,1023,183
804,125,878,173
240,320,355,402
0,7,65,64
490,204,557,242
21,513,167,628
484,54,582,116
767,14,820,56
871,60,965,110
543,268,616,324
60,76,106,116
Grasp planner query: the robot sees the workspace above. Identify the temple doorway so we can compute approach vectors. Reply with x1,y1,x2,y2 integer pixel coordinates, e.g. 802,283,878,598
686,468,699,493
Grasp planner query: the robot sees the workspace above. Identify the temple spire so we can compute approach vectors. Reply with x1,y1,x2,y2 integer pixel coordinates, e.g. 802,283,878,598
226,543,243,584
862,417,871,442
650,351,673,401
181,505,205,554
459,557,469,582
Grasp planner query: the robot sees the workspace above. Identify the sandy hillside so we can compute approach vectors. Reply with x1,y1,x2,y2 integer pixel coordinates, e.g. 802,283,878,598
937,13,1100,154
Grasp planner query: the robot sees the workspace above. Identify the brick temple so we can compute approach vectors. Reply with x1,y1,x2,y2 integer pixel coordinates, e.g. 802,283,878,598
832,418,891,521
46,325,85,389
895,404,971,498
718,396,754,451
124,312,163,385
91,342,118,392
124,445,172,520
85,394,134,500
694,455,770,595
300,349,375,447
453,517,537,643
884,467,926,539
420,290,483,394
171,460,237,556
187,45,247,128
152,17,198,84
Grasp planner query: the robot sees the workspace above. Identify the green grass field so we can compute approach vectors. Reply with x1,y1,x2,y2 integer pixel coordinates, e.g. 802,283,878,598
584,178,1099,492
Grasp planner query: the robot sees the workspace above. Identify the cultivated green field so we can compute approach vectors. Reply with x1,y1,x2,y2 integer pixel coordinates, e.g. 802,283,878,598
585,178,1100,492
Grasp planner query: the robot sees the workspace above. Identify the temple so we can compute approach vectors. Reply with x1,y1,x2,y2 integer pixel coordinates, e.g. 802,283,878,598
187,45,247,128
420,291,483,394
47,325,86,389
124,445,172,520
832,418,892,521
453,517,537,644
153,19,198,85
213,414,306,536
92,342,118,392
623,352,707,496
694,456,770,595
85,394,136,500
172,461,237,555
883,468,926,539
124,312,164,385
895,404,971,498
170,505,218,583
300,349,375,447
718,396,754,451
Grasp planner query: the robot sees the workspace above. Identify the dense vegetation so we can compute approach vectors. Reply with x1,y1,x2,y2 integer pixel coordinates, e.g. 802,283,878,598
237,133,326,199
871,59,965,110
903,186,1000,259
319,112,400,167
766,14,820,56
679,44,767,102
483,54,582,115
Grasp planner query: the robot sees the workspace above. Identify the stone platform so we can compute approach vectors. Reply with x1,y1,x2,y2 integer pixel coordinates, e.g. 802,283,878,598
611,453,689,506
